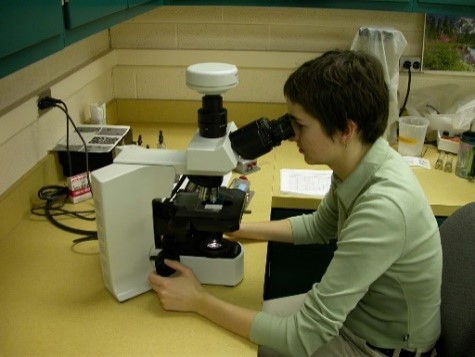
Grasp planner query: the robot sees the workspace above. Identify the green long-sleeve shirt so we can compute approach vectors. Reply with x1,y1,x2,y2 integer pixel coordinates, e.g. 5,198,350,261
250,138,442,356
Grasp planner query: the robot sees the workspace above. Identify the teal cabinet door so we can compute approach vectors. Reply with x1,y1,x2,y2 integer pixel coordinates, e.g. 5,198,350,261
64,0,162,45
165,0,412,12
1,0,161,78
292,0,412,12
414,0,475,15
128,0,153,6
64,0,128,29
0,0,63,58
0,0,63,78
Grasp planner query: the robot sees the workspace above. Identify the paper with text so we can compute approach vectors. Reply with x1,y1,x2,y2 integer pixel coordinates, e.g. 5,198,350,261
280,169,332,196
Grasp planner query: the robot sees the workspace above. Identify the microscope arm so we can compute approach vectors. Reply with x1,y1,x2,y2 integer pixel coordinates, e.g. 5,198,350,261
113,122,239,178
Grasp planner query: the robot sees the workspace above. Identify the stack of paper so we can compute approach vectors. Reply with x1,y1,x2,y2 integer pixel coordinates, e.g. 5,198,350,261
280,169,332,196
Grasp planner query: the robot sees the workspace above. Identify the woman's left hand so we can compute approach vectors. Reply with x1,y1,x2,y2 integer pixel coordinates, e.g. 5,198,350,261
148,259,206,313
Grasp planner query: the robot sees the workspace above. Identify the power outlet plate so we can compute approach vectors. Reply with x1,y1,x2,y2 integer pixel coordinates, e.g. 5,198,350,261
399,56,422,72
37,88,52,118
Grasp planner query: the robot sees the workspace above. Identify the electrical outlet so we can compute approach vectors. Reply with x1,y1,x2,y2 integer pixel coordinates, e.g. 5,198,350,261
37,88,52,118
399,57,422,71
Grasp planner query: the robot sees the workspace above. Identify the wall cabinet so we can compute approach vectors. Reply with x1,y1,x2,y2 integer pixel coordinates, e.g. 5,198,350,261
64,0,163,46
129,0,153,6
166,0,475,15
165,0,412,12
413,0,475,16
0,0,162,79
2,0,474,79
64,1,128,29
297,0,413,12
0,0,64,78
64,0,155,29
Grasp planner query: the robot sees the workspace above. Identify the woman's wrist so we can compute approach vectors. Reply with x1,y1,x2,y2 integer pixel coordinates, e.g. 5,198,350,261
194,290,214,316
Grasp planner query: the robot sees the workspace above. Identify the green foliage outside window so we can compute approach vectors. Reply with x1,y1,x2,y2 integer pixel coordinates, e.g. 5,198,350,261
424,14,475,71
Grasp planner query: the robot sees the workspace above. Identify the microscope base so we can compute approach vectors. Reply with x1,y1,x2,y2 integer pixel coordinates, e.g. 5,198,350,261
153,244,244,286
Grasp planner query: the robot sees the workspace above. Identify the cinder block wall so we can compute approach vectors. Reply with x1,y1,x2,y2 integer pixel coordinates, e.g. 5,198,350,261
109,6,424,120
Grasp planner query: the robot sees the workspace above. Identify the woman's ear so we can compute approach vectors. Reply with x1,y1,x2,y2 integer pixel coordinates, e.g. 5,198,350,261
341,119,358,146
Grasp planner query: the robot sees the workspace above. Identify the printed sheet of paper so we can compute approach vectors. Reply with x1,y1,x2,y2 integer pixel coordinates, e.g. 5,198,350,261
55,125,130,153
280,169,332,196
402,156,431,169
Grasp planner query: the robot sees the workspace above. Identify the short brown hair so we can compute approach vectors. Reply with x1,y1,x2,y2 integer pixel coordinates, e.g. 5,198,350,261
284,50,389,143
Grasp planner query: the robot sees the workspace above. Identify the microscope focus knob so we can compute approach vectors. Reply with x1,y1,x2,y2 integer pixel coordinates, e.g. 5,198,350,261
155,250,180,277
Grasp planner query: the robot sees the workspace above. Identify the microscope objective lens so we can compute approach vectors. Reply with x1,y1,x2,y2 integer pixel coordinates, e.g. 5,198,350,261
206,239,223,250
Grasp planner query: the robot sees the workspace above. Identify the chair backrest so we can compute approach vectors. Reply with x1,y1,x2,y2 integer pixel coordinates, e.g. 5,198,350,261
436,201,475,357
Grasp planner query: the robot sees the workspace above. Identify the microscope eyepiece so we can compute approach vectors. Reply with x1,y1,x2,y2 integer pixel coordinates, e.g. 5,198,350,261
229,114,295,159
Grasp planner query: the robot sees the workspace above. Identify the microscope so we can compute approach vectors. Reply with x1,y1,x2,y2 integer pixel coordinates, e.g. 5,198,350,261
91,63,294,302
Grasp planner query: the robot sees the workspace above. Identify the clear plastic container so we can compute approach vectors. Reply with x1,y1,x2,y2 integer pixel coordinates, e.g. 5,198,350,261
398,116,430,157
455,131,475,180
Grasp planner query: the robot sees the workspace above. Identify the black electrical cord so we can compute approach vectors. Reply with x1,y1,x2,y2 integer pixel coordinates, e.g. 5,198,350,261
399,64,412,117
54,101,93,193
37,96,93,193
31,185,97,243
35,96,97,243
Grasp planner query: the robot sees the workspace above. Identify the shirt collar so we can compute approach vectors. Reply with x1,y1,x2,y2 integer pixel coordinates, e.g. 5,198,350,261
334,137,390,211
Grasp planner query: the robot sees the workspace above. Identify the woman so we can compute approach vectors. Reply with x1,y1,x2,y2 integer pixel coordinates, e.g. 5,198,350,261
149,50,441,357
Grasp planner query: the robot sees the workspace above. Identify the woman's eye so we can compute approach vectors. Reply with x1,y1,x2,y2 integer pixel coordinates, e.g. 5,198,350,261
291,120,300,130
289,114,307,130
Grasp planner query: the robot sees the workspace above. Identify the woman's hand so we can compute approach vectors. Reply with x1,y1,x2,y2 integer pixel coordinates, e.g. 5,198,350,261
148,259,207,313
149,259,257,341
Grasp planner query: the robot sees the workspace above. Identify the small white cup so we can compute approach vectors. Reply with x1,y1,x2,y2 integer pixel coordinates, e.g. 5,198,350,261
90,103,106,125
398,116,430,157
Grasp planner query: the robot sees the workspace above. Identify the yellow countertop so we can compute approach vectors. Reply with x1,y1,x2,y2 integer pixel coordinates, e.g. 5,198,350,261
0,123,271,357
1,123,473,356
272,141,474,216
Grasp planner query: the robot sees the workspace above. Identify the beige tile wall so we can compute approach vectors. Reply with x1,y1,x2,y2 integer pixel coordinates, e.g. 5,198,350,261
112,6,424,55
112,6,404,105
110,6,474,123
0,31,111,116
109,6,428,123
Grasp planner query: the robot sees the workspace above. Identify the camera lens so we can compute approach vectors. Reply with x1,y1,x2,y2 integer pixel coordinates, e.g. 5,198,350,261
198,95,228,138
229,114,295,159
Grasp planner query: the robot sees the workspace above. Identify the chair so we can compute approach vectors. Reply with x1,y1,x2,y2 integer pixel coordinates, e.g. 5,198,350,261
435,202,475,357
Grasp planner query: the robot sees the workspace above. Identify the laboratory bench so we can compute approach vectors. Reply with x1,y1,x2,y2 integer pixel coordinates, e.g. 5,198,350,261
1,123,473,356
